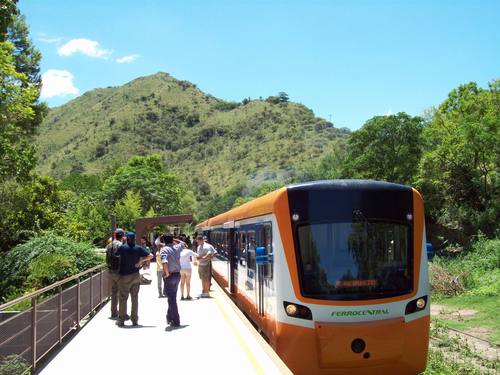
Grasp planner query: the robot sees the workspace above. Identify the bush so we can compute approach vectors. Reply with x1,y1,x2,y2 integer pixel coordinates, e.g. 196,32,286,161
0,232,102,301
429,262,466,296
0,355,30,375
430,236,500,297
27,254,78,289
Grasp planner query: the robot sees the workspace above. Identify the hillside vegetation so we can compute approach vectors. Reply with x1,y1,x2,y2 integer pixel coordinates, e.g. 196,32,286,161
36,72,349,196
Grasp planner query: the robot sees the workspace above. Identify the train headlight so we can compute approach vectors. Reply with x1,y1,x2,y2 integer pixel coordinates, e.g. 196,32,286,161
284,301,312,320
416,298,426,309
286,304,298,316
405,296,428,315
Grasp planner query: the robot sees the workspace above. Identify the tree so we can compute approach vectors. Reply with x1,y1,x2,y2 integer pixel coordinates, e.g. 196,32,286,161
114,190,142,231
266,92,289,105
417,80,499,239
0,11,46,180
0,176,65,252
56,192,110,244
342,112,425,185
0,1,18,39
59,173,103,196
102,154,192,215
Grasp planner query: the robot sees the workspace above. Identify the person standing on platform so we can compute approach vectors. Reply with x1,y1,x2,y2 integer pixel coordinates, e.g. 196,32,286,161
160,235,185,327
179,245,198,300
156,237,165,298
116,232,152,327
105,228,126,320
196,235,216,298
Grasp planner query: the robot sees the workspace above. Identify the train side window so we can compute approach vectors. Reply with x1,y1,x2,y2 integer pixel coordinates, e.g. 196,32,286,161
223,231,228,258
240,232,247,266
234,231,239,260
264,224,273,279
247,230,256,275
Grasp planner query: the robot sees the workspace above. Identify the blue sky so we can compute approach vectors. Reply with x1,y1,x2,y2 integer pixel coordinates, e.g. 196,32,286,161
20,0,499,130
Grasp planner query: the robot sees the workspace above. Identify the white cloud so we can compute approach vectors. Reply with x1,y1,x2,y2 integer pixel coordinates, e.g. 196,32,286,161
57,38,111,58
384,109,393,116
116,54,139,64
38,36,62,44
41,70,79,99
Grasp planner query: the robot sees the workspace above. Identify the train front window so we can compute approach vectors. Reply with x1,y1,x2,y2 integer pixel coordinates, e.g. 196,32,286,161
296,221,412,300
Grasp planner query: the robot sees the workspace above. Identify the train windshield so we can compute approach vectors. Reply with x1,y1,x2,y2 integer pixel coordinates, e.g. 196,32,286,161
296,221,412,300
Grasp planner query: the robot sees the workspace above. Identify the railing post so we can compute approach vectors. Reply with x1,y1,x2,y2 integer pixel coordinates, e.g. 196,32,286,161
100,269,103,304
31,296,37,372
76,277,81,327
90,271,94,312
58,285,63,344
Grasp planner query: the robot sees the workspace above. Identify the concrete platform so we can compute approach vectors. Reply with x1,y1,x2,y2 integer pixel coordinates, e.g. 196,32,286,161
38,265,291,375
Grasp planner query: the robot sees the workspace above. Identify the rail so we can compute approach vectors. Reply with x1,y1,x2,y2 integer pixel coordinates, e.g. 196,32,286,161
0,264,109,373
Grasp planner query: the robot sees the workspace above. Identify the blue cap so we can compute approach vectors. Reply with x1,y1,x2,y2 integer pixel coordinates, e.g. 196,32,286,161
126,232,136,239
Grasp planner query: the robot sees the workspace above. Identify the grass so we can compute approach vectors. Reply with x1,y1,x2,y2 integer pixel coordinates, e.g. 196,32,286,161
424,320,499,374
433,294,500,345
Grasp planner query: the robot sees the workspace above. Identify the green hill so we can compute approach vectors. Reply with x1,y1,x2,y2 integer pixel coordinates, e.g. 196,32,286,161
36,72,349,194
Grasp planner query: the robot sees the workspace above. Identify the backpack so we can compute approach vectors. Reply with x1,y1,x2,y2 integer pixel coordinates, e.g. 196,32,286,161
106,240,121,271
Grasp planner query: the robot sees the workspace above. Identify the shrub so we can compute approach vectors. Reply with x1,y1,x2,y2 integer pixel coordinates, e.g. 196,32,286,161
0,232,102,301
27,254,78,289
430,236,500,297
0,355,30,375
429,262,466,296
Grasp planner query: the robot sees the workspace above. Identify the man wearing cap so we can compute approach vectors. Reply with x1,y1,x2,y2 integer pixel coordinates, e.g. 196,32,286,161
160,234,185,327
196,235,217,298
105,228,126,319
115,232,153,327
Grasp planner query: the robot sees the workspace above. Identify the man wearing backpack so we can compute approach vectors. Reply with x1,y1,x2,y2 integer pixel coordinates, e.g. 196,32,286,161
116,232,153,327
105,228,126,319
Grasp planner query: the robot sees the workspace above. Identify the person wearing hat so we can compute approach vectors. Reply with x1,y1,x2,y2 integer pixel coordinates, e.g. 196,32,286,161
160,234,186,327
105,228,126,319
115,232,153,327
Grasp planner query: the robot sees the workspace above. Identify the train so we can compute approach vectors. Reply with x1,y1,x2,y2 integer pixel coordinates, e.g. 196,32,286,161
195,180,430,375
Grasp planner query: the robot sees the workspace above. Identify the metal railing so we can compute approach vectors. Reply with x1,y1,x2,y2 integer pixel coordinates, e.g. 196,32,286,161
0,265,110,373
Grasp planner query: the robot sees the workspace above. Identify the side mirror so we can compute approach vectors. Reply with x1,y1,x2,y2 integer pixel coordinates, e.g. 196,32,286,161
426,243,435,261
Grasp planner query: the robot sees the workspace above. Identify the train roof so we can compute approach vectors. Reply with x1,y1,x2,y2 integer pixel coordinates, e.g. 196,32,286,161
287,179,411,192
195,180,413,229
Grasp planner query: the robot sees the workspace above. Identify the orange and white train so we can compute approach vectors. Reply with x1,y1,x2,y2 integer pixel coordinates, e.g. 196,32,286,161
196,180,430,374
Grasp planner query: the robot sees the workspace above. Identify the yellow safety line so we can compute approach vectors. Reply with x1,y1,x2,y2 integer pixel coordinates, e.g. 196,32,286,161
213,293,266,375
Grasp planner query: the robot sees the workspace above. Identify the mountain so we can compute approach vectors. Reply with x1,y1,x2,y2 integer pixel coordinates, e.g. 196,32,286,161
36,72,349,195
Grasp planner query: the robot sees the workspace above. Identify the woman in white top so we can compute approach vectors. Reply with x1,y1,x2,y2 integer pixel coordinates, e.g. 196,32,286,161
180,247,198,300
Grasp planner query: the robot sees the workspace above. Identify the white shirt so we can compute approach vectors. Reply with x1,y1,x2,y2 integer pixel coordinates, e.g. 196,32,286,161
180,249,198,270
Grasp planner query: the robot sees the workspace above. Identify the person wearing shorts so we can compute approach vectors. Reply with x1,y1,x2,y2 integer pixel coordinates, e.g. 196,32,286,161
196,235,216,298
179,247,197,300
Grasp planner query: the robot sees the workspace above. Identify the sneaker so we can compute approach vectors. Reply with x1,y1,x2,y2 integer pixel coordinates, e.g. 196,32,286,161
132,321,138,327
115,320,124,327
110,314,118,320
